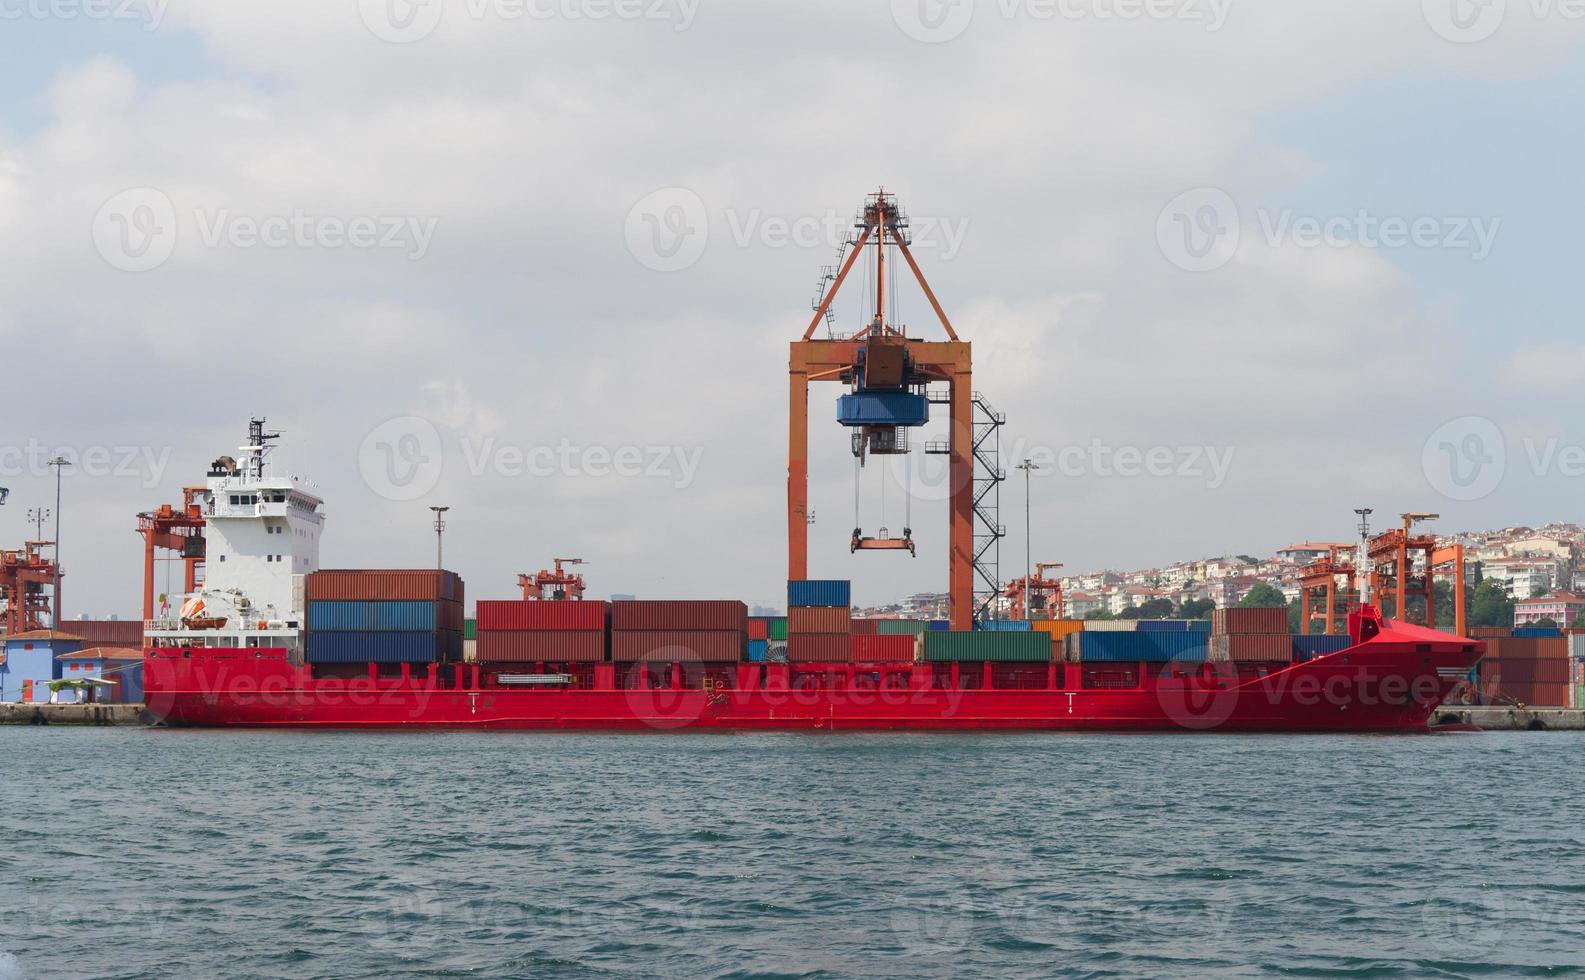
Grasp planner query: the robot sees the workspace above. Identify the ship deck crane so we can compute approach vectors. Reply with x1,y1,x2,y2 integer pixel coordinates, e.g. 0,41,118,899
790,189,988,629
519,558,587,600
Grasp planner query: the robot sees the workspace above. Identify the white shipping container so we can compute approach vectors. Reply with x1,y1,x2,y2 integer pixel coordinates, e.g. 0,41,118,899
1083,619,1139,632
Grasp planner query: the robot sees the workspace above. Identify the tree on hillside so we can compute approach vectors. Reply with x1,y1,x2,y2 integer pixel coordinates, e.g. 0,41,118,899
1470,579,1515,628
1532,617,1559,629
1117,606,1141,620
1239,583,1287,609
1084,609,1116,621
1575,609,1585,628
1531,584,1549,599
1177,598,1215,620
1287,598,1302,633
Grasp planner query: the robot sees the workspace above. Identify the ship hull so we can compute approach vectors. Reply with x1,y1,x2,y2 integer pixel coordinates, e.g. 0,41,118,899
143,629,1481,733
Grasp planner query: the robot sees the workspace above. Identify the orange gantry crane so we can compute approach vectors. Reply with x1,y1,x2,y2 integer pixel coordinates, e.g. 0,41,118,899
0,540,59,633
136,488,207,623
1297,512,1466,636
790,189,992,630
1005,562,1065,620
519,558,587,600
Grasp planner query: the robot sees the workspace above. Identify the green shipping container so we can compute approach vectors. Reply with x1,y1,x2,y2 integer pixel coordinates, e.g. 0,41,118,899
768,618,789,641
877,619,929,636
921,631,1052,662
464,618,477,641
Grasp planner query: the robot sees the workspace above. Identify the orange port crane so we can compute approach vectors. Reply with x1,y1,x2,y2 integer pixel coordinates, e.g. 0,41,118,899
1297,544,1358,635
1005,562,1065,620
790,189,983,630
136,488,207,623
1298,513,1466,636
0,539,60,633
519,558,587,600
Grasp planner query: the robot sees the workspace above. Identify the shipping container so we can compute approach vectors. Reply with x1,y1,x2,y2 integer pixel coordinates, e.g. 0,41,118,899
464,618,476,641
849,619,879,636
921,631,1052,663
609,600,747,632
786,634,851,662
1082,619,1137,632
307,569,463,603
1484,637,1568,660
747,618,771,641
1513,626,1563,638
1031,619,1084,639
476,630,605,663
1066,631,1207,663
928,620,950,632
609,630,744,662
1135,620,1190,632
768,617,789,641
977,619,1032,632
305,631,460,664
1571,634,1585,659
1211,607,1288,635
1479,657,1572,684
476,600,606,632
307,600,459,632
1208,633,1293,663
876,619,929,636
1188,620,1211,632
788,607,852,633
850,634,916,662
1291,635,1354,662
787,580,851,608
1468,626,1511,639
747,639,769,662
61,619,145,646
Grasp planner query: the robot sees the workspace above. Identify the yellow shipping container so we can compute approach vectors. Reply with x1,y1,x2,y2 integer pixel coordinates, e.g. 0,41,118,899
1031,619,1084,639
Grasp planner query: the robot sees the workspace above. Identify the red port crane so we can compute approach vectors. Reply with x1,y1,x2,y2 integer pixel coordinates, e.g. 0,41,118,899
790,189,979,629
519,558,587,600
0,539,60,633
136,488,207,623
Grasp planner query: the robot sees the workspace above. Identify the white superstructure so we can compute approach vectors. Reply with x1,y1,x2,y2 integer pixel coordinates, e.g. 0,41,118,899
147,419,324,651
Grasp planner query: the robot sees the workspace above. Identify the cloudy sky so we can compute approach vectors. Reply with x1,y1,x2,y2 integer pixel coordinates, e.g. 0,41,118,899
2,0,1582,616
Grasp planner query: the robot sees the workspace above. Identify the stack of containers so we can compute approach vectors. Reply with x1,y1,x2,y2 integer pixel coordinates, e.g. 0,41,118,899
610,601,747,662
787,581,851,662
474,600,607,663
1572,633,1585,708
1290,634,1353,662
305,570,464,664
747,616,772,663
1062,630,1206,663
1083,619,1138,632
1208,607,1291,663
920,630,1051,663
1478,635,1570,705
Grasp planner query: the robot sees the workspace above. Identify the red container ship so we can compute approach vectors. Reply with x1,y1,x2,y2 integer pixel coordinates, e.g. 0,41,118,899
137,192,1484,731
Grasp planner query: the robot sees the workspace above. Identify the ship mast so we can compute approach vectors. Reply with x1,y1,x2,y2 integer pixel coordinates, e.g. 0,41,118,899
1354,508,1374,606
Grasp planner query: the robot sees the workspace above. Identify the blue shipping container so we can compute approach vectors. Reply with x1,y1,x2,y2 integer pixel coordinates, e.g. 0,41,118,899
1188,620,1211,631
309,600,440,632
1135,620,1189,632
747,639,768,662
788,580,852,608
928,620,950,632
305,631,459,664
1513,627,1562,638
1076,632,1208,662
977,620,1033,632
1291,635,1353,662
836,391,929,427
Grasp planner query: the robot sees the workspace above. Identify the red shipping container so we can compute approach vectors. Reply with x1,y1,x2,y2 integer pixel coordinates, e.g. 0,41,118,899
476,600,606,632
850,634,915,662
1484,637,1568,660
1211,607,1288,635
1490,682,1570,706
610,601,747,632
308,569,463,603
747,618,770,640
1208,634,1292,662
849,619,879,636
1480,657,1571,684
476,631,605,663
787,634,851,662
788,607,852,634
610,630,744,662
1469,626,1512,639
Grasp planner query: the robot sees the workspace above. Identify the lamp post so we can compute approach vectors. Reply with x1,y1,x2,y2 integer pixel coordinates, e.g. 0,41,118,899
1015,459,1039,612
48,457,69,627
430,506,449,570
